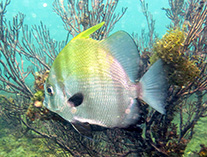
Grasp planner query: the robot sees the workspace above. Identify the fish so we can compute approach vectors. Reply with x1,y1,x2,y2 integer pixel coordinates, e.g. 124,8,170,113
43,22,167,135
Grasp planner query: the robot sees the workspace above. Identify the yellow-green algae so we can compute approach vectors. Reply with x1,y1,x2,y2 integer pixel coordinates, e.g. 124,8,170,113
184,116,207,157
32,90,44,102
0,117,66,157
150,28,200,86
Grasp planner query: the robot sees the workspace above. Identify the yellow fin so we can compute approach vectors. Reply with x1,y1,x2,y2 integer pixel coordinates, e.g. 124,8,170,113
72,22,105,41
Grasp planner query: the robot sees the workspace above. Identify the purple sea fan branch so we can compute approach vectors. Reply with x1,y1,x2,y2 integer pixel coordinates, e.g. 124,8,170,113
0,0,67,98
19,24,61,70
53,0,127,39
0,10,33,98
183,3,207,51
162,0,185,27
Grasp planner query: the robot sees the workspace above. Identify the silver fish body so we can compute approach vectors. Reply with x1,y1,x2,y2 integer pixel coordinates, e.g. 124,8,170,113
43,23,167,131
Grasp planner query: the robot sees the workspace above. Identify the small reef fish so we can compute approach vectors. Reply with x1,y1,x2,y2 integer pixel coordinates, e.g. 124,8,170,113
43,22,167,135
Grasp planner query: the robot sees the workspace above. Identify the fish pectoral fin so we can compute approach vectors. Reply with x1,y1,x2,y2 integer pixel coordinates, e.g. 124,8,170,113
71,120,92,138
68,93,84,107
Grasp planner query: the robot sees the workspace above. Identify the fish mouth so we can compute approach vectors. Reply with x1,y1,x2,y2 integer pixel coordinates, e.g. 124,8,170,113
43,100,47,107
68,93,84,107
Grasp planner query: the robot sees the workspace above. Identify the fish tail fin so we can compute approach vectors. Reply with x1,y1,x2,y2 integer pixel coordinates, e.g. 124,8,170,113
137,59,167,114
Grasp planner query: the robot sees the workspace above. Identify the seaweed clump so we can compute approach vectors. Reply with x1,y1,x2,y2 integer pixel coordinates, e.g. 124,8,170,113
26,71,49,121
34,70,50,91
150,28,200,86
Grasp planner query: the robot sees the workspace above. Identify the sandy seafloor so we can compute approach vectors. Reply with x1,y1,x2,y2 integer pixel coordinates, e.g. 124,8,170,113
1,116,207,156
0,118,57,157
0,0,207,156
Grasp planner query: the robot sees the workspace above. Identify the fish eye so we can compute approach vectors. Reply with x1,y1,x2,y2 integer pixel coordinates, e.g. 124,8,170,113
47,86,54,96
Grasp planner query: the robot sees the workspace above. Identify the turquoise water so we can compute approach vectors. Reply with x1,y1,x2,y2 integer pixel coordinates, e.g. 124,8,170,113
5,0,170,40
1,0,206,156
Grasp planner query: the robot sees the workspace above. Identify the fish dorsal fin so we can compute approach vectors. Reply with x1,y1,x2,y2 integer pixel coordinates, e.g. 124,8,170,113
101,31,140,82
72,22,105,41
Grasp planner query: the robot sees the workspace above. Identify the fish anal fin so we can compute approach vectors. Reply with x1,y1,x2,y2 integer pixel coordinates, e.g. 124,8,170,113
71,120,92,138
